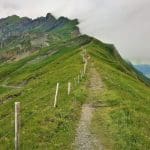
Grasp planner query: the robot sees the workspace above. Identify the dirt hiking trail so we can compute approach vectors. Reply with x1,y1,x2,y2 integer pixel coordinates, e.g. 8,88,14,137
75,63,104,150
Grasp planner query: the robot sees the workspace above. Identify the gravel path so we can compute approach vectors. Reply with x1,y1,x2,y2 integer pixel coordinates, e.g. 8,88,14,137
75,64,104,150
0,84,22,89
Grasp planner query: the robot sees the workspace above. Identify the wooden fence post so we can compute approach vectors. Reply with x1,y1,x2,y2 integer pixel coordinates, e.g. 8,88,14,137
74,78,76,86
54,83,59,107
68,82,71,95
84,49,87,55
80,70,83,79
82,70,84,77
84,61,87,75
78,75,80,84
82,55,84,63
15,102,20,150
83,55,86,63
80,70,82,79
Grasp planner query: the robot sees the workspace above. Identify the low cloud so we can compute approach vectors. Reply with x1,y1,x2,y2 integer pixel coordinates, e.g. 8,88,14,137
0,0,150,64
2,2,20,10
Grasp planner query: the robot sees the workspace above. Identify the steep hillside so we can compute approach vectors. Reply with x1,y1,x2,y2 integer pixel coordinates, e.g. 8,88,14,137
134,64,150,78
0,14,150,149
0,13,79,62
0,35,92,149
85,40,150,149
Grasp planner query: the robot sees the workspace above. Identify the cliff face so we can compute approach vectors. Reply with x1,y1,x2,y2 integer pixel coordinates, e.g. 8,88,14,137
0,13,80,61
0,13,79,39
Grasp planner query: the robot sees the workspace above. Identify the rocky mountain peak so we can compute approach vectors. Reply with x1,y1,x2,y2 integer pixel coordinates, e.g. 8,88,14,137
46,13,56,21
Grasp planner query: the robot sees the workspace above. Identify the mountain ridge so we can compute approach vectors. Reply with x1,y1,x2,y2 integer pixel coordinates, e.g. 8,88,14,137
0,13,80,62
0,13,79,36
0,13,150,149
0,13,150,86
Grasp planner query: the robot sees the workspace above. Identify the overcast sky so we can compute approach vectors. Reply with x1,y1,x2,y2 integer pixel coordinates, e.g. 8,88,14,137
0,0,150,64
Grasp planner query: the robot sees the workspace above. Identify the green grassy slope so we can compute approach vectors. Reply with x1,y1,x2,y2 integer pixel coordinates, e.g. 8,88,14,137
0,13,150,149
85,39,150,150
0,36,91,149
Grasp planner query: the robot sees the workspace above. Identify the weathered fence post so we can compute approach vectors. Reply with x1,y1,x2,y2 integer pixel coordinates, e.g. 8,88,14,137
68,82,71,95
84,49,87,55
82,55,84,63
80,70,82,79
74,78,76,86
83,55,86,63
78,75,80,84
84,61,87,75
15,102,20,150
82,70,84,77
54,83,59,107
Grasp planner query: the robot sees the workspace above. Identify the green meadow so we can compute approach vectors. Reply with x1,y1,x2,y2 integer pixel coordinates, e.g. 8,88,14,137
0,14,150,149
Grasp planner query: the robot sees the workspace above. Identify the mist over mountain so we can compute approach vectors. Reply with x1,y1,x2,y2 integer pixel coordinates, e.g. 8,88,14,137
0,12,150,149
0,13,150,86
1,0,150,64
134,64,150,78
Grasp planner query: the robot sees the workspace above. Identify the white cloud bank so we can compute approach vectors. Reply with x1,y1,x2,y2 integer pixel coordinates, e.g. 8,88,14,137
0,0,150,64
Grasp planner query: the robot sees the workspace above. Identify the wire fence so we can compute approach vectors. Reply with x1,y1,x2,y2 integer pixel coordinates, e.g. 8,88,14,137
0,49,88,149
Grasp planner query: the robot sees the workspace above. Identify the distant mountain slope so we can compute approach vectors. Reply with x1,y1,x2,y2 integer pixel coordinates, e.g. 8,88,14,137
0,13,148,86
0,13,150,149
134,64,150,78
0,13,80,62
